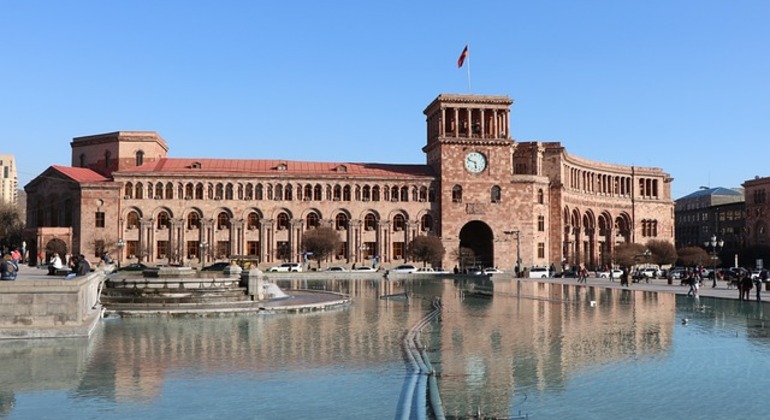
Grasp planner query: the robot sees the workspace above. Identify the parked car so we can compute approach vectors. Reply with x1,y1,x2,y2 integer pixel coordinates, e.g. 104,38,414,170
529,267,550,278
326,266,347,272
201,262,231,271
390,264,417,273
465,267,484,275
667,267,686,280
557,269,580,278
598,269,623,279
352,266,376,272
118,263,148,272
637,267,661,279
268,263,303,272
483,267,504,274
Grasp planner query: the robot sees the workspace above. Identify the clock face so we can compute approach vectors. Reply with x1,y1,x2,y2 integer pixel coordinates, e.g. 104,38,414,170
465,152,487,173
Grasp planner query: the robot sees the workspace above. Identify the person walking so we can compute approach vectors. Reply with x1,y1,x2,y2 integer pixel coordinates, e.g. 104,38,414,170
687,274,697,297
755,274,763,302
741,274,753,301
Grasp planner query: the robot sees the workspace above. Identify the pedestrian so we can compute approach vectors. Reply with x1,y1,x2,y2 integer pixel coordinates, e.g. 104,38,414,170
76,255,91,276
609,268,615,282
754,275,762,302
620,268,629,287
0,255,18,281
741,274,753,301
711,269,717,288
687,275,697,297
10,248,20,264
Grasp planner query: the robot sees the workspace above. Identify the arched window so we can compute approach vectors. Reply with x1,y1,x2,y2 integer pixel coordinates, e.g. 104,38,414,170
285,184,293,201
538,189,544,204
313,184,322,201
165,182,173,199
333,185,342,201
155,183,163,199
363,185,371,201
245,184,254,200
185,183,194,199
217,212,230,230
491,185,501,203
372,186,381,202
306,212,319,229
304,184,313,200
216,183,224,200
364,213,377,231
420,214,433,232
400,186,409,202
195,183,204,199
135,182,144,199
247,212,260,230
135,150,144,166
126,211,139,229
157,211,170,229
256,184,264,200
275,184,283,201
335,213,348,230
393,214,405,231
452,185,463,203
343,185,351,201
225,183,234,200
187,212,201,229
390,186,399,202
277,212,289,230
124,182,133,199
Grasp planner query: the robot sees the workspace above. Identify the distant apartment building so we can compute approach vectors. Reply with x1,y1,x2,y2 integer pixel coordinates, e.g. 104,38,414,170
674,187,745,250
0,154,18,206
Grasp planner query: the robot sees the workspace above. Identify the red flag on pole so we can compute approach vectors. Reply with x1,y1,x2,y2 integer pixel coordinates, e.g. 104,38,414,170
457,45,468,68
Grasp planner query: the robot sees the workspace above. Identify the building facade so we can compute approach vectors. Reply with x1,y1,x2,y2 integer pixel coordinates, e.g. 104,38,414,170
744,176,770,247
674,187,745,250
0,154,18,206
24,94,674,271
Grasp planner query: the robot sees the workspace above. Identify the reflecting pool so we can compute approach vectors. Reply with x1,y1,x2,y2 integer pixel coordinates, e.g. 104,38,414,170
1,278,769,419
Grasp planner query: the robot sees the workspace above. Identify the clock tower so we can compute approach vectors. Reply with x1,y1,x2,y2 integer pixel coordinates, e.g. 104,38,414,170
422,94,521,269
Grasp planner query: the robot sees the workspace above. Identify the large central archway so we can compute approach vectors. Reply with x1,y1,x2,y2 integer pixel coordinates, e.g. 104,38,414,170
459,221,494,269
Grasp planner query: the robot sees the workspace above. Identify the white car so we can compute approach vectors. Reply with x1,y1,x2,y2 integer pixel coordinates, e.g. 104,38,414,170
390,264,417,273
483,267,504,274
598,269,623,278
528,267,550,278
352,266,376,272
268,263,303,272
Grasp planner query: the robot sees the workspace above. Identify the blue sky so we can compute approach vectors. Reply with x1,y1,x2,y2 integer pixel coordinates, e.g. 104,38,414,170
2,1,768,199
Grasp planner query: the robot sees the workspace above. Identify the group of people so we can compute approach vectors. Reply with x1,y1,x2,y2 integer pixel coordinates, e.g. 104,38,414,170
737,269,764,302
0,246,24,281
47,252,91,278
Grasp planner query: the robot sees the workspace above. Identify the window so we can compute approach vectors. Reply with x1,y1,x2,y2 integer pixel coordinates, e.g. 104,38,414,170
393,214,405,231
343,185,351,201
127,240,139,258
306,212,319,229
216,241,229,259
537,242,545,259
247,212,260,230
491,186,501,203
187,241,200,259
364,213,377,231
156,241,169,259
135,151,144,166
452,185,463,203
135,182,144,199
538,215,545,232
392,242,404,260
335,213,348,230
79,154,86,167
372,186,381,202
165,182,173,199
187,212,201,229
313,184,322,201
421,214,433,232
247,241,259,256
157,211,170,229
217,212,230,230
126,211,139,229
277,213,289,230
124,183,133,199
362,185,371,201
537,189,544,204
95,211,105,228
104,151,111,169
400,186,409,202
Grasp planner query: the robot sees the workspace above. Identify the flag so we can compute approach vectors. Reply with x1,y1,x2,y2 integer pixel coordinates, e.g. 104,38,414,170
457,45,468,68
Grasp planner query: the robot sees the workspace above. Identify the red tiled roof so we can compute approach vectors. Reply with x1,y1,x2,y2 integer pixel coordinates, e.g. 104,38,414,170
123,158,435,179
51,165,110,183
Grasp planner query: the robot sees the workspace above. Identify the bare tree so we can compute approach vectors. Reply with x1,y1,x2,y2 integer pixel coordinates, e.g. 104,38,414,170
677,246,710,267
451,246,476,272
614,242,648,268
0,203,23,251
407,235,445,267
646,239,678,266
302,227,341,270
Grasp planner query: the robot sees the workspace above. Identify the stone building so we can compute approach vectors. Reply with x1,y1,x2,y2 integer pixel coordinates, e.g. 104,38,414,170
24,94,674,271
674,187,745,250
744,176,770,247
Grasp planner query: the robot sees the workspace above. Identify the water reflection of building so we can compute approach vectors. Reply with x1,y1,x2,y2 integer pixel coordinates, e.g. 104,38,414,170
433,280,676,418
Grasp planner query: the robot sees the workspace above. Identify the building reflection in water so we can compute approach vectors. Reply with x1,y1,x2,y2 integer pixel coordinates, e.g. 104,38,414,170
0,278,677,418
432,279,676,418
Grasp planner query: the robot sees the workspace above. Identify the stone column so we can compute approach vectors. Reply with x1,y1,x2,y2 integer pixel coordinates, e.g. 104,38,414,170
170,218,184,264
231,219,245,257
140,219,153,263
201,218,214,265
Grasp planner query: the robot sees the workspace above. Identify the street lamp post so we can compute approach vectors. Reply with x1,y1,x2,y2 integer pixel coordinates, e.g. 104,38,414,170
704,234,724,288
199,241,208,269
115,239,125,269
504,230,521,277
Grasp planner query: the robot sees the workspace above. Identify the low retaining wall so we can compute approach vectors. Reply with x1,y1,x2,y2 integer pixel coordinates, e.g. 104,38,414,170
0,270,106,339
